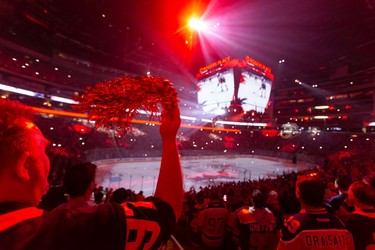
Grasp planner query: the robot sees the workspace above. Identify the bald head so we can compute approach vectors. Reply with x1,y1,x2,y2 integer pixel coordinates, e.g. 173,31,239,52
0,100,39,171
0,100,50,206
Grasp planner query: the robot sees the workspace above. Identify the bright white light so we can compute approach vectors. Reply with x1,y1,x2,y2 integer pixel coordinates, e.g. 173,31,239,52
180,115,196,121
0,83,36,97
0,83,79,105
189,17,208,32
51,95,78,104
201,118,213,123
315,105,329,110
214,120,267,127
314,116,329,119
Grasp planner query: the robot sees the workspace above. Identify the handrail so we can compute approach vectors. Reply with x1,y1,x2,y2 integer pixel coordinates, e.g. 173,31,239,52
161,235,185,250
170,235,185,250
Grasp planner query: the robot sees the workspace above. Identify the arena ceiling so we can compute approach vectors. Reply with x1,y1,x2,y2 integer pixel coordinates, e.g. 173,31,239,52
0,0,374,85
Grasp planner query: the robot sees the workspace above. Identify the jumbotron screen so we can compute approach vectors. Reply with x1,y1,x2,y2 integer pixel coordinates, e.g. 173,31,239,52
197,68,235,114
237,69,272,112
197,57,273,114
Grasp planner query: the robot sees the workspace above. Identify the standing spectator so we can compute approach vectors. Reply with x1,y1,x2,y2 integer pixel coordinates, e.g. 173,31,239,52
94,190,104,204
136,191,146,201
227,186,251,248
237,189,279,250
198,191,229,249
266,190,284,231
37,185,67,211
277,174,354,250
328,175,354,217
109,188,129,204
189,207,201,246
0,99,183,250
56,162,97,210
341,180,375,250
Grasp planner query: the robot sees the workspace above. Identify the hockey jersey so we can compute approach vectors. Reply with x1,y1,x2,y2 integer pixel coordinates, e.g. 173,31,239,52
277,208,354,250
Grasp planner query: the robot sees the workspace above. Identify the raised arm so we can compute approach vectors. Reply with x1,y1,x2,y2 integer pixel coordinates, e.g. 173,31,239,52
154,106,183,220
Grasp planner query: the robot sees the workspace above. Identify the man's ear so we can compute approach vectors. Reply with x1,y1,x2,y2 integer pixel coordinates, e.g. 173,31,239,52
15,151,31,182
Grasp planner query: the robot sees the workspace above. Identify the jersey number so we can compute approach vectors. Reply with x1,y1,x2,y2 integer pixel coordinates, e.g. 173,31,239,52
126,218,161,249
207,217,225,233
250,232,277,250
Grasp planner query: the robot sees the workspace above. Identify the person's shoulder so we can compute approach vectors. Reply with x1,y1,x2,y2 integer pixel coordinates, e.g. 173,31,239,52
0,206,46,250
283,211,309,222
263,207,275,215
343,210,375,224
280,211,342,241
281,211,328,233
0,216,44,250
328,193,347,205
278,213,306,244
237,207,256,224
0,206,45,230
200,202,225,211
123,196,177,223
329,193,346,200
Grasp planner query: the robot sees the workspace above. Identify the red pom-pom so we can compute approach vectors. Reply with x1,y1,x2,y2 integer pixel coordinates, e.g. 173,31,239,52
73,75,178,134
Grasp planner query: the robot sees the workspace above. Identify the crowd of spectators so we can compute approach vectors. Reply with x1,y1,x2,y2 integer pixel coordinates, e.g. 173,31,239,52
173,156,375,249
1,40,375,250
37,146,375,249
24,127,374,249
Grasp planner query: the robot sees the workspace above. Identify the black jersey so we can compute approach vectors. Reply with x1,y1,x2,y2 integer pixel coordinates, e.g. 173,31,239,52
1,197,175,250
198,201,229,248
0,206,44,250
277,208,354,250
342,209,375,250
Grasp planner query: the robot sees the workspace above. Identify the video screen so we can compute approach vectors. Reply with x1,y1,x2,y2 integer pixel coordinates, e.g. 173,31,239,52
197,68,272,114
197,69,234,114
237,70,272,112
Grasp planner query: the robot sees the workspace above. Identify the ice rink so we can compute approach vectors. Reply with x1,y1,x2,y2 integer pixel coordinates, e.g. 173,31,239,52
94,155,316,196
